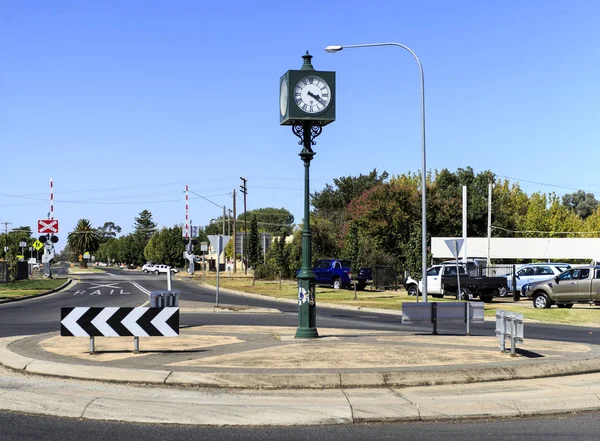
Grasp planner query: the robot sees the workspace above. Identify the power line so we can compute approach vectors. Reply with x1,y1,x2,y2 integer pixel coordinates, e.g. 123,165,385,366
492,226,600,235
495,175,599,193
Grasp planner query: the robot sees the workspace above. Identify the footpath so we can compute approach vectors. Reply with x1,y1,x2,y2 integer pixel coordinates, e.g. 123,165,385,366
2,275,600,425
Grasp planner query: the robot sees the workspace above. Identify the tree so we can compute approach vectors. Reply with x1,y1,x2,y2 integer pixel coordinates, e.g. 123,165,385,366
95,238,119,264
273,233,289,287
342,222,364,298
562,190,599,220
244,207,294,236
311,168,389,227
131,210,158,266
98,221,122,243
134,210,157,240
67,219,101,268
144,226,185,267
247,214,262,269
0,226,34,261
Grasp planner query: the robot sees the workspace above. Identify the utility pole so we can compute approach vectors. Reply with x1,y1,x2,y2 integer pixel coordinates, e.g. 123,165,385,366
227,209,232,236
232,189,237,273
240,176,248,275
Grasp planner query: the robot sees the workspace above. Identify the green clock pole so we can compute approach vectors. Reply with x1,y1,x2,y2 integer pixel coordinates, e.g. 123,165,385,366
279,52,335,338
294,122,320,339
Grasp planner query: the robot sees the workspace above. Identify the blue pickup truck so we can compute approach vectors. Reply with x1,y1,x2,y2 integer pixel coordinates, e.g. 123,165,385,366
307,259,373,291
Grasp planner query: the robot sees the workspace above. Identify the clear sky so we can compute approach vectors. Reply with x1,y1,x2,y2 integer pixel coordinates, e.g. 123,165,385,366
1,1,599,250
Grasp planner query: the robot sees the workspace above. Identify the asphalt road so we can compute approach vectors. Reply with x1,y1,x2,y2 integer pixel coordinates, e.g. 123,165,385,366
1,265,600,345
2,409,600,441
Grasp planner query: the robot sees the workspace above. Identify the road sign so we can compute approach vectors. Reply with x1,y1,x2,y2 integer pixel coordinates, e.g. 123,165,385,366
60,307,179,337
444,239,464,259
38,219,59,234
84,252,91,260
33,240,44,251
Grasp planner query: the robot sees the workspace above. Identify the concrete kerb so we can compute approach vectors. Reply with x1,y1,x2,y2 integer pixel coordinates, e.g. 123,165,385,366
4,333,600,390
0,278,73,304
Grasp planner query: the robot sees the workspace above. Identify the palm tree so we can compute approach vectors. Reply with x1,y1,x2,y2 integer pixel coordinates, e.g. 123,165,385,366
67,219,101,268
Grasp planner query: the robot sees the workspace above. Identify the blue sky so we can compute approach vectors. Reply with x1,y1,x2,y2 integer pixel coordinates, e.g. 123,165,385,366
1,1,599,250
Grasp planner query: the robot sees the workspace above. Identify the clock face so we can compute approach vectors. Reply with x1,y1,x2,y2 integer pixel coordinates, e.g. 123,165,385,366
279,77,288,116
294,75,331,114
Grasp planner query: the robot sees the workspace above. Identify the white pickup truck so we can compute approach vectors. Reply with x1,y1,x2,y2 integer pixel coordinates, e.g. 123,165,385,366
404,259,505,302
405,263,468,298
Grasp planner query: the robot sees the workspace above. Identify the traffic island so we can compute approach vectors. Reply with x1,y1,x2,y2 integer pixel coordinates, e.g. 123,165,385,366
2,326,600,389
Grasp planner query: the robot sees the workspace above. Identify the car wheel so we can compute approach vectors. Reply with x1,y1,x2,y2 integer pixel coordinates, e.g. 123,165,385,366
332,278,342,290
143,269,148,273
154,270,160,275
533,293,551,309
407,284,418,296
456,287,471,301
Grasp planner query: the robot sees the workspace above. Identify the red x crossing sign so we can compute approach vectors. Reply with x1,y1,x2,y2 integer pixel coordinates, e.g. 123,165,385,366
38,219,59,234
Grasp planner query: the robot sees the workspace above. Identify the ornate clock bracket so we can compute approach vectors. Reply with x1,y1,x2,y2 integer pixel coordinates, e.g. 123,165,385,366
292,122,322,157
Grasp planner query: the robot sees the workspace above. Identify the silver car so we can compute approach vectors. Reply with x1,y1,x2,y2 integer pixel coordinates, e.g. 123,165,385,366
506,263,571,293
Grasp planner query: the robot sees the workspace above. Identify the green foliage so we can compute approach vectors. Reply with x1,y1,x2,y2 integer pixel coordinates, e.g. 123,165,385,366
310,215,342,261
341,222,364,278
0,226,35,261
311,168,389,222
253,263,278,280
144,226,185,267
247,215,262,268
67,219,101,268
97,221,122,243
562,190,599,220
95,238,119,263
133,210,157,240
243,207,294,236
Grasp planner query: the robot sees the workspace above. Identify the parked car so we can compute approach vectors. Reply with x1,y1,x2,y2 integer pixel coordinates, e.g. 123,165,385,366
142,263,155,273
504,263,571,294
405,259,487,296
151,264,180,275
298,259,373,290
404,261,506,302
525,265,600,308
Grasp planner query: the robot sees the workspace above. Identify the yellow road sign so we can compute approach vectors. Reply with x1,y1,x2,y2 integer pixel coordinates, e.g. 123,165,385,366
78,254,83,259
33,240,44,251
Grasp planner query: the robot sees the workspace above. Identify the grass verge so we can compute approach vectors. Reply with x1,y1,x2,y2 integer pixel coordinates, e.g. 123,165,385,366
0,278,67,299
200,276,600,327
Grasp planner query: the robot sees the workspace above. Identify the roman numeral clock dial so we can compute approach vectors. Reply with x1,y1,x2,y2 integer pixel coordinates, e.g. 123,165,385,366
294,75,331,114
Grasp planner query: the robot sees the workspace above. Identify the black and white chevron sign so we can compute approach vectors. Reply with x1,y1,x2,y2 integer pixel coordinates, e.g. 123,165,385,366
61,307,179,337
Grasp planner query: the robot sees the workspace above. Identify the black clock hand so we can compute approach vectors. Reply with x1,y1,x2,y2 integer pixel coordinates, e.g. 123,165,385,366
307,91,327,105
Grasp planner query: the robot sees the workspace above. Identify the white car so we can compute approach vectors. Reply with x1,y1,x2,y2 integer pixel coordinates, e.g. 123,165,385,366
142,263,155,273
151,264,180,275
505,263,571,294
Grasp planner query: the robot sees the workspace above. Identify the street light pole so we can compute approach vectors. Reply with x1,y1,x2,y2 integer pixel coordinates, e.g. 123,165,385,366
325,42,429,302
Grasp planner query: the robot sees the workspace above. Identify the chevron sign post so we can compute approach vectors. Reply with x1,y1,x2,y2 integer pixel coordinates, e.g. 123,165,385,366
61,307,179,354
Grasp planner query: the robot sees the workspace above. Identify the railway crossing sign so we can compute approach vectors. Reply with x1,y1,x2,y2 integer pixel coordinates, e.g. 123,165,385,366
38,219,59,234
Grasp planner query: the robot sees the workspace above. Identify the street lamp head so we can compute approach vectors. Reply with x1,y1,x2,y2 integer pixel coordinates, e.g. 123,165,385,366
324,45,343,53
